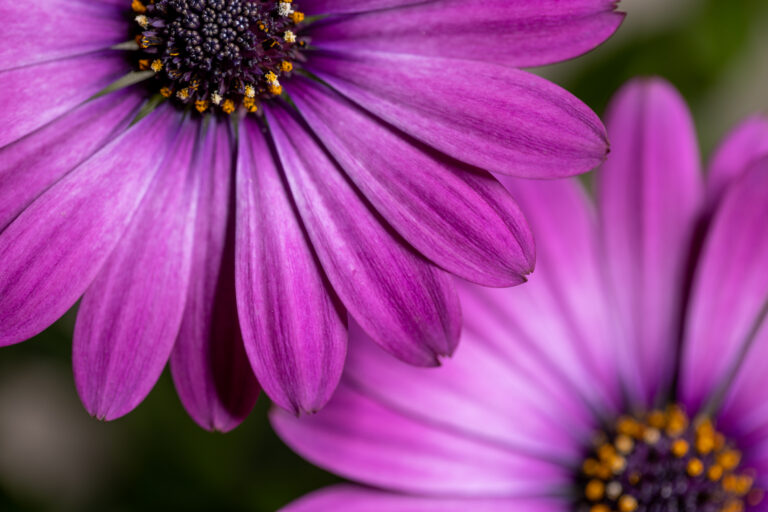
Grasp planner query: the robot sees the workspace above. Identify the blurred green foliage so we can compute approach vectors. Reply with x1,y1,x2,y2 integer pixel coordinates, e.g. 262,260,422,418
1,0,766,510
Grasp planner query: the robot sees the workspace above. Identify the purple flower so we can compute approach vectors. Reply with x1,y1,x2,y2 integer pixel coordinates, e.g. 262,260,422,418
273,78,768,511
0,0,622,428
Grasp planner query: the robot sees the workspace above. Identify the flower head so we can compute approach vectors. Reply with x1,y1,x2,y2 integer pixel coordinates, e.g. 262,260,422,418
0,0,622,427
273,79,768,510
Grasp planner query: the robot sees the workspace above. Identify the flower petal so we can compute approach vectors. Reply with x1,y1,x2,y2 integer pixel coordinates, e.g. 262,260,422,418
308,0,623,68
235,118,346,415
281,485,565,512
0,89,143,232
1,0,127,71
170,119,260,432
680,158,768,414
287,76,533,287
265,103,460,366
300,0,423,15
73,117,199,421
707,115,768,208
0,105,179,347
271,384,569,497
306,51,608,178
0,52,128,147
596,78,703,406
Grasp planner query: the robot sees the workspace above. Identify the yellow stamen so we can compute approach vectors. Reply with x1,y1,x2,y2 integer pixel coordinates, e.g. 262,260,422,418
195,100,209,113
281,60,294,73
671,439,689,458
131,0,146,13
585,480,605,501
222,99,236,114
150,59,163,72
618,494,638,512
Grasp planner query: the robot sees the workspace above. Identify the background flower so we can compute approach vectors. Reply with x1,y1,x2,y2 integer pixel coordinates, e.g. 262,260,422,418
273,78,768,511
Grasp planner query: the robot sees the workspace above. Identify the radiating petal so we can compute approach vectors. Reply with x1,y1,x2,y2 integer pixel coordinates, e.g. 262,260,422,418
265,103,460,366
235,118,346,414
0,89,143,232
0,106,179,347
308,0,623,68
300,0,423,15
271,384,570,497
170,119,260,432
306,51,608,178
287,76,533,287
680,159,768,414
282,485,565,512
1,0,127,71
707,115,768,208
73,117,199,421
597,78,703,406
0,52,127,147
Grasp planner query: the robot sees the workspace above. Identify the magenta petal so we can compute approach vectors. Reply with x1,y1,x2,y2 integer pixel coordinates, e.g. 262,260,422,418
235,119,346,415
596,78,703,406
271,384,569,496
0,90,143,232
308,0,623,67
1,0,127,71
707,115,768,208
0,52,128,147
300,0,423,15
0,106,179,347
170,119,260,432
287,76,533,287
282,485,564,512
265,103,460,366
680,159,768,414
306,51,608,178
73,118,199,421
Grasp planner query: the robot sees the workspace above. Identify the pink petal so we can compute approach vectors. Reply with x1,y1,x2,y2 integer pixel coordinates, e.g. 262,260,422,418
235,119,346,414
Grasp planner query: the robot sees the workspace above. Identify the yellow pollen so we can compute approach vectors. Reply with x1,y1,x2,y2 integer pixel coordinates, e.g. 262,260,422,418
222,99,236,114
709,464,724,481
671,439,690,458
150,59,163,72
687,458,704,477
722,500,745,512
284,30,296,43
131,0,146,13
615,434,634,454
194,100,209,113
618,494,639,512
647,410,666,429
211,92,223,105
665,405,689,436
176,88,190,100
160,87,173,98
590,505,610,512
243,96,255,109
292,11,305,23
281,60,293,72
247,103,259,113
718,450,742,471
265,71,278,84
643,427,661,445
585,479,605,501
269,84,283,95
135,14,149,28
138,59,151,71
617,416,642,438
244,85,256,98
582,458,600,477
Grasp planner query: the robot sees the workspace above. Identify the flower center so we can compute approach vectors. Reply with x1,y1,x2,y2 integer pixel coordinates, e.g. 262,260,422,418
575,405,763,512
130,0,305,114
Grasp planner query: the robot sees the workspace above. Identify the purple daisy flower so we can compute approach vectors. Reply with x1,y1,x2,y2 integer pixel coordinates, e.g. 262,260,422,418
0,0,623,428
273,78,768,511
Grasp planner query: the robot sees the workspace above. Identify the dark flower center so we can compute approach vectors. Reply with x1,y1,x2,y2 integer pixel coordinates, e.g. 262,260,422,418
574,405,763,512
130,0,305,114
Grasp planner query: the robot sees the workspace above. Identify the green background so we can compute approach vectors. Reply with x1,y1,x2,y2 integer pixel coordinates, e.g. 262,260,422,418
1,0,767,510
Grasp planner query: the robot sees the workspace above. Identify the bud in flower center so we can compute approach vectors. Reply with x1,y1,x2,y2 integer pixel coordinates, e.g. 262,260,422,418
576,405,763,512
131,0,305,114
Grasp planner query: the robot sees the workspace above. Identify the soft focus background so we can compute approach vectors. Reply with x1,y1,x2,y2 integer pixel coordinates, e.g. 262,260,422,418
2,0,767,510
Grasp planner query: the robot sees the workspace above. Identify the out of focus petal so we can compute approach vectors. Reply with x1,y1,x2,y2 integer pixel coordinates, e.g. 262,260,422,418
73,115,198,421
266,103,460,367
308,0,623,67
306,51,608,178
235,119,346,415
281,485,565,512
680,158,768,414
171,119,259,432
287,76,534,287
596,78,703,406
0,52,128,147
0,105,179,347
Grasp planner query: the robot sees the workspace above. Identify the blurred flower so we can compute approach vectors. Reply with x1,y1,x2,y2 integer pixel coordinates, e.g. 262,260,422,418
273,78,768,511
0,0,622,426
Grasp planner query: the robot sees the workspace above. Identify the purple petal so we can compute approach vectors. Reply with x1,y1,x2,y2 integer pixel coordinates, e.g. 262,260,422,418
235,119,346,415
287,76,534,287
707,115,768,208
0,52,127,147
300,0,424,15
171,119,260,432
0,105,179,347
73,116,199,421
1,0,127,71
271,384,569,496
680,158,768,414
265,103,460,366
596,78,703,406
0,89,143,232
282,485,564,512
308,0,623,67
306,51,608,178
